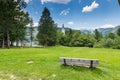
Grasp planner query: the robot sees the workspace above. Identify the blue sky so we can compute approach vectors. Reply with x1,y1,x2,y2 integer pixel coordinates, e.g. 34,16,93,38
25,0,120,29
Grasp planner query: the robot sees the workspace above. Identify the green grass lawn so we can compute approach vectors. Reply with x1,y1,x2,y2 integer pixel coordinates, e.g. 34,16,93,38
0,46,120,80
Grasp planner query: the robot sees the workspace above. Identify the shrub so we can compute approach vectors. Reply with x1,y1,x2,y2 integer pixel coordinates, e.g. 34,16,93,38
94,37,120,49
103,38,115,48
94,38,115,48
112,45,120,49
94,40,104,48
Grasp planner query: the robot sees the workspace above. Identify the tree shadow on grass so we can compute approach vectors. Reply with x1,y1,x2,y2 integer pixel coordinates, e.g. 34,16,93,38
60,65,103,74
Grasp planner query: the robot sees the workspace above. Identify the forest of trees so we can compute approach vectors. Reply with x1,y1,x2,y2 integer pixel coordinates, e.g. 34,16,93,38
57,28,120,49
0,0,30,48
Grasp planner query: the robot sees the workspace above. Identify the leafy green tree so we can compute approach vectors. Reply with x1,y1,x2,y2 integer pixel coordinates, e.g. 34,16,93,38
12,12,29,47
117,28,120,37
56,31,64,45
69,30,81,47
59,29,73,46
94,29,102,42
66,29,73,45
113,36,120,49
83,33,96,47
37,7,57,47
0,0,29,48
59,35,68,46
108,33,115,39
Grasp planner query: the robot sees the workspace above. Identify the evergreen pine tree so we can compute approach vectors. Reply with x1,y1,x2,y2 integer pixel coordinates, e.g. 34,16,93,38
37,7,57,47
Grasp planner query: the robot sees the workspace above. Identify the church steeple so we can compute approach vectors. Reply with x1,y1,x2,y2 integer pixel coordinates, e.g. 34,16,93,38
62,24,65,35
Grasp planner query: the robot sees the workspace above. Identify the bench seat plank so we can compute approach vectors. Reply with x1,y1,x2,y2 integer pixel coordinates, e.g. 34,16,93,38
60,57,99,68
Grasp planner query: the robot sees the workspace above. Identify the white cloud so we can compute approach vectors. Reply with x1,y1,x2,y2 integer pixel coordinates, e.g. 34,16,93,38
14,0,32,3
96,24,115,29
79,24,115,31
41,0,71,4
67,21,74,26
26,22,38,27
82,1,99,13
24,0,32,3
34,22,39,27
60,8,70,16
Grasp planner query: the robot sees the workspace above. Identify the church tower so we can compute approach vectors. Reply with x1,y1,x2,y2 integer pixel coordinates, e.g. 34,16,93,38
62,24,65,35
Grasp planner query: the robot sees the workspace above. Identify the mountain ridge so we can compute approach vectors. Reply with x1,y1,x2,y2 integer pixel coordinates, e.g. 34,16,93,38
25,25,120,41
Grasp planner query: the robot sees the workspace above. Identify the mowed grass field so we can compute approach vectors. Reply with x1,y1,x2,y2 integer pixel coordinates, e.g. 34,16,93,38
0,46,120,80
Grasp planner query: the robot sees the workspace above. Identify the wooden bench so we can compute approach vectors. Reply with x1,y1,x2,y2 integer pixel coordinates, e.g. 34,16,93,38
60,57,99,68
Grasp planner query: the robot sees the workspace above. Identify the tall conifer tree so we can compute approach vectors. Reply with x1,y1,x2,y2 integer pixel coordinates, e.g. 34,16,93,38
37,7,57,47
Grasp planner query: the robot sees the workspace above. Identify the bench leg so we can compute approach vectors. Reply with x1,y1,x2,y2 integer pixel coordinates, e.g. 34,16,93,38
89,60,93,68
63,59,67,66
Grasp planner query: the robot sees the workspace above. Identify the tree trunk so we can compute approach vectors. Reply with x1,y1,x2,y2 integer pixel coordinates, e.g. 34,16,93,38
7,29,10,49
2,37,5,48
21,40,23,47
6,19,10,49
30,40,32,47
10,41,14,46
16,40,19,47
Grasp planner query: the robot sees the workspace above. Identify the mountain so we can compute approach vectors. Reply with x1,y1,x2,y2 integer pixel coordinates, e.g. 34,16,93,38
80,29,92,34
80,28,114,35
25,25,120,41
111,25,120,33
80,25,120,35
98,28,113,35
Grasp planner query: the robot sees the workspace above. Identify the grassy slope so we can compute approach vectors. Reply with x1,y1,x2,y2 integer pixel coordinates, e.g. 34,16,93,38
0,46,120,80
